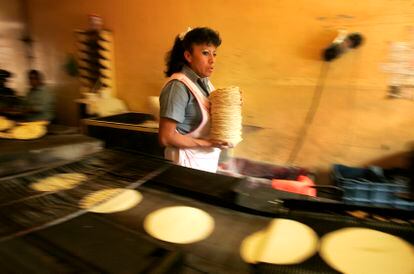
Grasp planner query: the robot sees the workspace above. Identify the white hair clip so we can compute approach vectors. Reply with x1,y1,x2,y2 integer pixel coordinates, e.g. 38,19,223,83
333,29,348,44
179,27,192,41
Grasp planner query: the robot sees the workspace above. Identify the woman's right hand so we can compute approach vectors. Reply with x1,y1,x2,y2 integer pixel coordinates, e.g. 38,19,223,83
209,139,234,149
194,138,233,149
160,118,233,149
194,138,214,148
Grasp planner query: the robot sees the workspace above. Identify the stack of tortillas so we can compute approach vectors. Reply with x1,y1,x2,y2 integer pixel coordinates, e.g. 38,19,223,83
210,86,242,145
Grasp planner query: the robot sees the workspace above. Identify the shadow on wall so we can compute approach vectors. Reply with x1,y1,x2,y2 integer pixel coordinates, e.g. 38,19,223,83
318,148,413,185
365,149,412,169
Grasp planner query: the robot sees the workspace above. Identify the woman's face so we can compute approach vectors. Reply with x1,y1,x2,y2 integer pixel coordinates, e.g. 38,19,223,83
184,43,217,78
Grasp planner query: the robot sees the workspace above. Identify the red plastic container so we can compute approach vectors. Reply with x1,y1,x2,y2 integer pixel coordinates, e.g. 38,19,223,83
271,175,316,197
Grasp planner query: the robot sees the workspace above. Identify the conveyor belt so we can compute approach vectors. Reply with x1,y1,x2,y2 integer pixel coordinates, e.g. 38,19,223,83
0,134,103,177
107,186,414,274
0,213,183,273
0,149,412,273
0,149,169,242
256,209,414,274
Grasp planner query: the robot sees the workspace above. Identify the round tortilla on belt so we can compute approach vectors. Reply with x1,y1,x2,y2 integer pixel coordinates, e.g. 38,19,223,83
320,227,414,274
30,173,87,192
80,188,143,213
240,218,319,265
144,206,214,244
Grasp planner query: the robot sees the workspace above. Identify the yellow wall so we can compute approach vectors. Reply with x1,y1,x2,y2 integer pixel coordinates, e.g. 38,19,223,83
26,0,414,174
0,0,29,94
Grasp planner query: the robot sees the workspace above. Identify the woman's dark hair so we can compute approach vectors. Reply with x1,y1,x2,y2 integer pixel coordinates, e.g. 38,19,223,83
28,69,42,80
347,33,363,48
164,27,221,77
28,69,44,85
0,69,12,79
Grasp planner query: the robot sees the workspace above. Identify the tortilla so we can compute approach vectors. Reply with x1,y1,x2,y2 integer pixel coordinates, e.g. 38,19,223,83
98,49,112,60
0,117,15,131
18,120,49,126
31,173,87,192
97,40,113,52
80,188,142,213
99,68,112,78
98,30,112,42
147,96,160,121
240,230,267,264
143,206,214,244
7,124,47,140
320,227,414,274
100,78,113,88
99,59,112,69
138,120,158,128
240,218,319,265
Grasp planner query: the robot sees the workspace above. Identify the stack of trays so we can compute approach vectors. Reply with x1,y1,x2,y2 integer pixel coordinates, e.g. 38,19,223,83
75,30,115,92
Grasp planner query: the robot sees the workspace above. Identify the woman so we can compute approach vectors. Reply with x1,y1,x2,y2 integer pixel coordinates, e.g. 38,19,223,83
159,27,231,173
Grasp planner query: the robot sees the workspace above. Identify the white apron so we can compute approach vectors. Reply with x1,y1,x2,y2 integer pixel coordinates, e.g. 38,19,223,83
164,73,221,173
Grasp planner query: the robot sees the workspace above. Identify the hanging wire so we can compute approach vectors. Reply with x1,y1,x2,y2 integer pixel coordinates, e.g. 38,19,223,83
286,62,330,165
